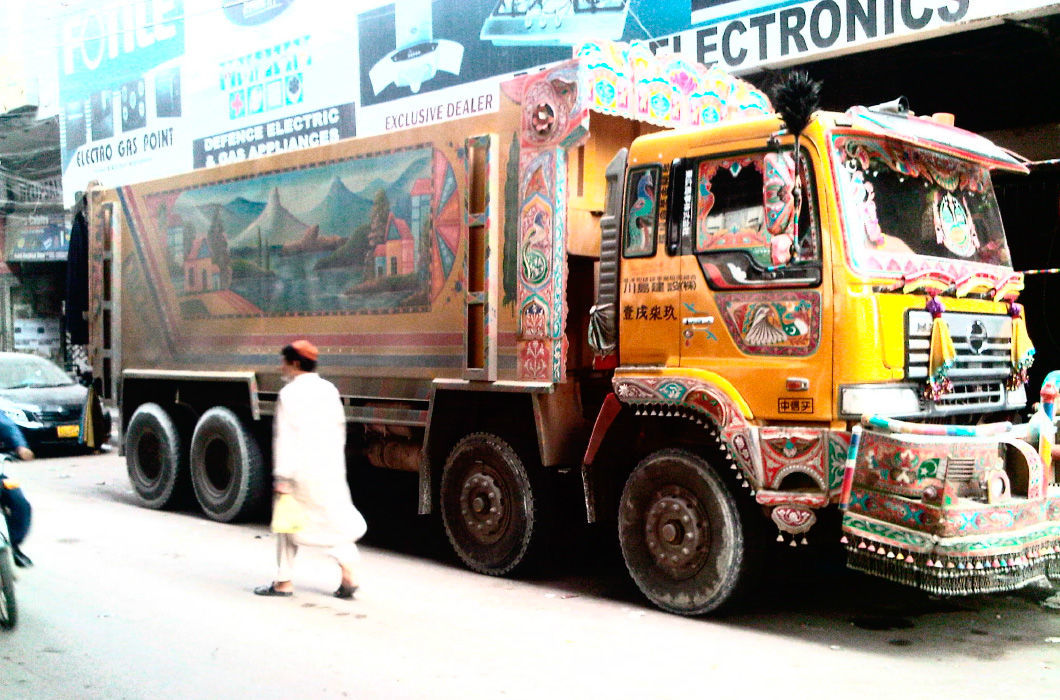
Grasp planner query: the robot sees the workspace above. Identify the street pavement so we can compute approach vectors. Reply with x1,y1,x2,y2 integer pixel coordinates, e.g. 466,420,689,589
0,451,1057,699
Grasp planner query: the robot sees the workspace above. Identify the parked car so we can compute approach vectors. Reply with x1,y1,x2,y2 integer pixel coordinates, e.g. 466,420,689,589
0,352,108,453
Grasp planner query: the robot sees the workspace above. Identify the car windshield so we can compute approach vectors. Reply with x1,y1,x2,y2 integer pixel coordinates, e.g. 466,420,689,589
0,355,75,389
831,135,1012,274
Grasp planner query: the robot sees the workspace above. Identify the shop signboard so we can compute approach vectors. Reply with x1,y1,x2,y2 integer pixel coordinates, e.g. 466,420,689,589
58,0,187,203
50,0,1059,202
182,0,360,169
56,0,360,203
354,0,688,136
13,318,62,360
4,213,69,262
661,0,1060,72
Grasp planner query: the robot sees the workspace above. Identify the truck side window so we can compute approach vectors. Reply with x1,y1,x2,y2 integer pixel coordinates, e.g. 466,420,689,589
692,150,821,288
623,166,660,258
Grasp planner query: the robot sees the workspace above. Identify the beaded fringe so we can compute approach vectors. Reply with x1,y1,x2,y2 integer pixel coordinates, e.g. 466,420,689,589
844,537,1060,595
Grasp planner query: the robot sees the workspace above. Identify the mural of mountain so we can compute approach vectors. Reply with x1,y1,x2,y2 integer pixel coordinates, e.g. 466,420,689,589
282,224,343,254
306,176,374,239
197,196,265,240
230,187,310,249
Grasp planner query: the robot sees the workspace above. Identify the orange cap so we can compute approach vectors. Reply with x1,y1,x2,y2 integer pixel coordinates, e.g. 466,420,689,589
290,339,319,362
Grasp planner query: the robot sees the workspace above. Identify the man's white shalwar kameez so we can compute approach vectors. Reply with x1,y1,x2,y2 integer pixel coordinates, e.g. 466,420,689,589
273,372,366,580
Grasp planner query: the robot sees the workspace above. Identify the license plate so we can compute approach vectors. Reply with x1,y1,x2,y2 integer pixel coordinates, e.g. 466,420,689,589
57,424,80,438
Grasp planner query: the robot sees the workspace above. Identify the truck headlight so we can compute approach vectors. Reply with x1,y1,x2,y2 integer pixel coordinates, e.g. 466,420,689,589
839,385,921,418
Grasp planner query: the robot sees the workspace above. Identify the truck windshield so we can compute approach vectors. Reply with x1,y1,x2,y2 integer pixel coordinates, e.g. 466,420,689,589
831,135,1012,275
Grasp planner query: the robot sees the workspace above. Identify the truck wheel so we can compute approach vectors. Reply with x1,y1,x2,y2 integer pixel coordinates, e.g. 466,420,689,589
189,407,267,523
125,403,189,509
618,448,749,615
440,432,545,576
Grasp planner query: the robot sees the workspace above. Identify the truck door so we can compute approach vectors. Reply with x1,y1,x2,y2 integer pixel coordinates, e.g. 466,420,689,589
671,148,832,421
616,163,684,367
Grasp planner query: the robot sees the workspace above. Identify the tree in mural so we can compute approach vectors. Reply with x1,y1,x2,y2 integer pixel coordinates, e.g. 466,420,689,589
418,214,432,288
365,189,391,277
207,209,233,288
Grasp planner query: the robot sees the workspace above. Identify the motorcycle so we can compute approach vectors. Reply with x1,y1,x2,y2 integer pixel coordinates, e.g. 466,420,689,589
0,493,17,630
0,455,19,630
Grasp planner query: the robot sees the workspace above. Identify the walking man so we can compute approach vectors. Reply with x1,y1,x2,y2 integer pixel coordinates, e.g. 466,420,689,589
255,340,366,599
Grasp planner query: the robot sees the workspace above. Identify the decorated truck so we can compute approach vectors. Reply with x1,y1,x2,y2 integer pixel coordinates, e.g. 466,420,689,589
86,41,1060,615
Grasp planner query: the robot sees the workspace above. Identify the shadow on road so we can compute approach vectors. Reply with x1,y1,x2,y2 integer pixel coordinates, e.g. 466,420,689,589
347,466,1059,662
74,452,1056,662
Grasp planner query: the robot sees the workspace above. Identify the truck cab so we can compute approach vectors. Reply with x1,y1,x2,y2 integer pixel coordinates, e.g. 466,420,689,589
587,95,1058,613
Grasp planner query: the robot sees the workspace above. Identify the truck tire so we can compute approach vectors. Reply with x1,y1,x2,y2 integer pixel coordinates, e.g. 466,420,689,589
618,448,750,615
189,407,267,523
440,432,546,576
125,403,189,510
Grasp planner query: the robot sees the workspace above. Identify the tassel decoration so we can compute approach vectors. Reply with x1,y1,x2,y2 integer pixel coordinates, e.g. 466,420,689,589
1007,302,1035,390
925,293,956,400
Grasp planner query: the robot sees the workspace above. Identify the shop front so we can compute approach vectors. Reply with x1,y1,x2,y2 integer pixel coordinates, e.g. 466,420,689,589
0,211,73,368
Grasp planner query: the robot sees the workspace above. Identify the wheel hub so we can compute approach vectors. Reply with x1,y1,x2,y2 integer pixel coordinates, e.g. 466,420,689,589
644,485,710,580
203,438,233,493
458,464,507,545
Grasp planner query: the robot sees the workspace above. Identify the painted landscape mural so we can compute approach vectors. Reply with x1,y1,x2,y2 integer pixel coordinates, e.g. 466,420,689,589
141,146,461,317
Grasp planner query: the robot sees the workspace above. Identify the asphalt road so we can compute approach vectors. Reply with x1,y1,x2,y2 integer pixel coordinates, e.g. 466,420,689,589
1,452,1057,699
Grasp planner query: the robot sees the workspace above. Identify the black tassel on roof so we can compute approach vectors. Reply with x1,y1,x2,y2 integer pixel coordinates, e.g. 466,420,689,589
772,71,821,137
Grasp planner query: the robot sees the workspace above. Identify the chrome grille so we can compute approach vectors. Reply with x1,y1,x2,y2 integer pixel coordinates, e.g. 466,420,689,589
906,310,1012,413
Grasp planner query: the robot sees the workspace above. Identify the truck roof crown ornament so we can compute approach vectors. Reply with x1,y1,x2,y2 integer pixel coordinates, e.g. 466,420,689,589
772,70,821,137
868,96,910,115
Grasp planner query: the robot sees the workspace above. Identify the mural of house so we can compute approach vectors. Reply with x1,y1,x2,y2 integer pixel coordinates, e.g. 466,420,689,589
373,213,414,277
184,237,221,292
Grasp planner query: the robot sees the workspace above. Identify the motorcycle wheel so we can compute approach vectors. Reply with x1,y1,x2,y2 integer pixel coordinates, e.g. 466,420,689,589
0,546,17,630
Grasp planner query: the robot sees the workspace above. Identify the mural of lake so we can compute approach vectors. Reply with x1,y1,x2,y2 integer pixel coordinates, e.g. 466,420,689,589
145,144,461,318
229,250,417,313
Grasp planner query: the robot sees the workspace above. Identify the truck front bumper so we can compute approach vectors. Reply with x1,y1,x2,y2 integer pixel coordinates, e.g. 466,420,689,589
841,422,1060,595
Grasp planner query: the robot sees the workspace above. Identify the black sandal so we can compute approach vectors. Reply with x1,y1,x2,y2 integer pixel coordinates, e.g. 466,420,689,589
334,583,358,599
254,583,293,597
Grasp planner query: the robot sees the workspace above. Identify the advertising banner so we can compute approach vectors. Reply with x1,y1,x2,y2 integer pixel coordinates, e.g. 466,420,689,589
51,0,1058,203
4,213,70,262
56,0,360,203
181,0,360,169
666,0,1060,72
356,1,568,108
58,0,187,202
354,0,690,137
